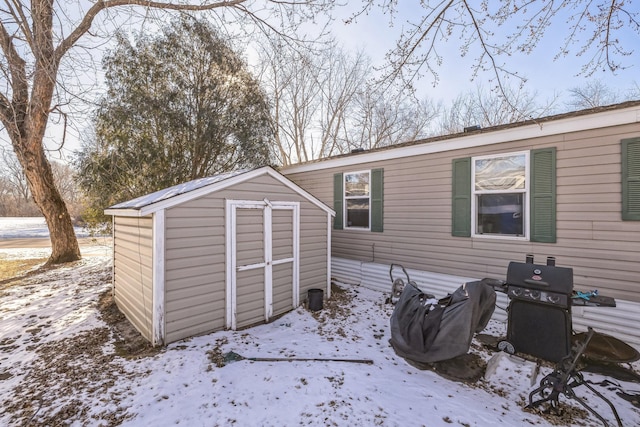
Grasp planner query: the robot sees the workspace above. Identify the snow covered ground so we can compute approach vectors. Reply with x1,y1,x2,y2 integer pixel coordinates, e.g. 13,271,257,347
0,217,89,239
1,219,640,426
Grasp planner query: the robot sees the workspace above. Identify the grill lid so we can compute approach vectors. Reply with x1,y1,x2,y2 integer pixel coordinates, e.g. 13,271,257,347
506,261,573,294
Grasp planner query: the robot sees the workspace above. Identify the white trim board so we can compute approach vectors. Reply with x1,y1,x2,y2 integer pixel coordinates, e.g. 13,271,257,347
151,211,165,346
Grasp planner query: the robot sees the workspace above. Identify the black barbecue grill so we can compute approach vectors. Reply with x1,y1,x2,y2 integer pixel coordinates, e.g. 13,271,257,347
499,256,575,362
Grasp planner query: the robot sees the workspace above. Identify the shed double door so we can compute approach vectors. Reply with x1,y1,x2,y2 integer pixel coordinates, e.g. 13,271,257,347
226,199,300,330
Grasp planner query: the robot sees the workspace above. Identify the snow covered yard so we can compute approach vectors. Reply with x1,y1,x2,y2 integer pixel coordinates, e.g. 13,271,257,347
2,229,640,426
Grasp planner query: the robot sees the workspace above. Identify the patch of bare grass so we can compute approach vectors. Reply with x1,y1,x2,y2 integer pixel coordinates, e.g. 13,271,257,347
0,258,47,285
97,290,160,359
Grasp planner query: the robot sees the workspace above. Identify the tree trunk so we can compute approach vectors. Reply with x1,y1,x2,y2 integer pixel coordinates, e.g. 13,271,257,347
20,143,81,265
5,0,82,265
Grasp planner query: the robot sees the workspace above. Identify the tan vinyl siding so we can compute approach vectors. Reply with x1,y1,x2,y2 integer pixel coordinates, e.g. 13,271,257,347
273,263,294,316
163,174,329,343
113,216,154,342
286,123,640,303
236,267,266,328
273,209,293,260
164,198,226,343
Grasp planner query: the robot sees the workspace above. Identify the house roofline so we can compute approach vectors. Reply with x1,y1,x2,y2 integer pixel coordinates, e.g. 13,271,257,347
281,101,640,174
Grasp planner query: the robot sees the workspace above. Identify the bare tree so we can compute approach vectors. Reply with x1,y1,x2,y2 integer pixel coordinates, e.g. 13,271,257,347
435,84,559,135
0,148,41,216
0,0,333,264
257,40,437,164
315,46,368,159
256,40,364,164
564,79,640,110
0,176,8,216
0,146,85,217
0,148,30,203
346,89,438,151
257,42,321,165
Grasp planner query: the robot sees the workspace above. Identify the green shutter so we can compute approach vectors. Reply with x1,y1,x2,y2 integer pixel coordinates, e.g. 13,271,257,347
622,138,640,221
530,147,557,242
452,158,471,237
371,168,384,232
333,173,343,230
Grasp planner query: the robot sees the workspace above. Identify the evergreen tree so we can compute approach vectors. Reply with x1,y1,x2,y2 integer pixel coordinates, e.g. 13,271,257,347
76,16,273,226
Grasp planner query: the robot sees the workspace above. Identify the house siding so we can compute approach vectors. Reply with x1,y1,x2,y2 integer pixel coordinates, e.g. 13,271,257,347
113,215,154,342
163,174,328,343
285,123,640,303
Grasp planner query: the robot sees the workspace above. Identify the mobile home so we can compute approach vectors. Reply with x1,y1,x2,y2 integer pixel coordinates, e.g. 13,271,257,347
282,101,640,347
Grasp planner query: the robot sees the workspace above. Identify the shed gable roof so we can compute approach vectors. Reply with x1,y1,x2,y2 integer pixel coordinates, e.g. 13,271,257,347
105,166,334,217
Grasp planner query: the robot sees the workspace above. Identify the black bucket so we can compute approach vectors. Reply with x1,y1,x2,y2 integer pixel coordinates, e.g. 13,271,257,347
308,288,324,311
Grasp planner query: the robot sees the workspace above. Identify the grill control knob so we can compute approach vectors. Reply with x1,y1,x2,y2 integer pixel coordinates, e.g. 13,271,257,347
547,294,560,304
530,290,540,300
511,288,522,297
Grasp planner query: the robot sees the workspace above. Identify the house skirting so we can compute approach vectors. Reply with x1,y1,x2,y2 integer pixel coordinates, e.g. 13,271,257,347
331,257,640,351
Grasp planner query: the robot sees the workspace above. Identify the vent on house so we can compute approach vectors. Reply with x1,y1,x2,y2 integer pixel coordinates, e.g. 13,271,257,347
464,125,481,133
351,148,365,153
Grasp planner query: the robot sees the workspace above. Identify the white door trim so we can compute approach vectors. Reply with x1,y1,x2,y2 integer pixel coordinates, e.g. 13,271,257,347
225,199,299,330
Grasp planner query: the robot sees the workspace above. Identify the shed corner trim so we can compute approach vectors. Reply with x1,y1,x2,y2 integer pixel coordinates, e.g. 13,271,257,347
152,210,165,346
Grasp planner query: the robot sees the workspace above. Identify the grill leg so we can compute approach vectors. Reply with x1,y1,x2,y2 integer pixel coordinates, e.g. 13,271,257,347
527,328,623,427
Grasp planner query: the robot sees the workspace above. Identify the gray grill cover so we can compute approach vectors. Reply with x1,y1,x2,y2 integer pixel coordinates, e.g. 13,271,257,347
390,280,496,363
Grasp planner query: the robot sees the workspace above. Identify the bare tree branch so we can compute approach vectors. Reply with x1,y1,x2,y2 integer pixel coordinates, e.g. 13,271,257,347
55,0,247,61
353,0,638,98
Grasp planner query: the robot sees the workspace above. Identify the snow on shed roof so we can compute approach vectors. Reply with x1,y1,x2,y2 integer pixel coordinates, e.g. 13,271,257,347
104,166,334,217
108,170,247,210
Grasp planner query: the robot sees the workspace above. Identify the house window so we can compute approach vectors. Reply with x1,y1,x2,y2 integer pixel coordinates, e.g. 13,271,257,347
473,152,528,237
452,148,556,242
344,171,370,229
333,168,383,232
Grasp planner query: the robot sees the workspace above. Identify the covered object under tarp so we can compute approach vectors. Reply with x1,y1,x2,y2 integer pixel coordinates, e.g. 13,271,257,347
390,280,496,364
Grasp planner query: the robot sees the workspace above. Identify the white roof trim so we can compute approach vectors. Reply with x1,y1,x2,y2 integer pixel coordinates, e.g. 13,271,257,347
105,166,335,217
282,104,640,174
104,208,146,217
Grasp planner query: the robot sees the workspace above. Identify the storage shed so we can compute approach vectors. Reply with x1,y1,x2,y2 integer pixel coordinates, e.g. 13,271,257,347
104,166,334,345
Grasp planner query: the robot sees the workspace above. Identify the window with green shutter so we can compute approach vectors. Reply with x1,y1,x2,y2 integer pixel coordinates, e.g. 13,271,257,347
452,148,556,241
622,138,640,220
333,168,383,232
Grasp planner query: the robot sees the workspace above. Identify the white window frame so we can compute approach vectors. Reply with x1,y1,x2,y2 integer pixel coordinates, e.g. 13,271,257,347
344,170,371,230
471,151,530,240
